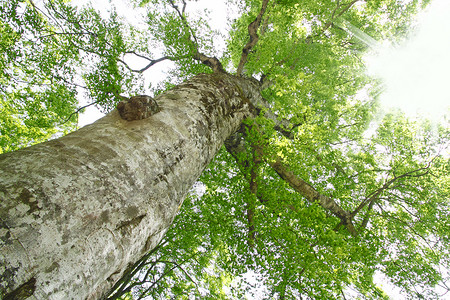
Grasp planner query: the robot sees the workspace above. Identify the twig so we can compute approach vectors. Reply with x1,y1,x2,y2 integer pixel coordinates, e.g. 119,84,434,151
118,56,175,73
350,162,433,218
59,101,99,126
323,0,361,32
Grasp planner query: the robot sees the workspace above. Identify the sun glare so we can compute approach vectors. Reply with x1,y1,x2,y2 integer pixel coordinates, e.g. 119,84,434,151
365,0,450,121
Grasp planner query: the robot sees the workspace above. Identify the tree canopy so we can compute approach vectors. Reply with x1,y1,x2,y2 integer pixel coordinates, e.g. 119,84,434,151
1,0,449,299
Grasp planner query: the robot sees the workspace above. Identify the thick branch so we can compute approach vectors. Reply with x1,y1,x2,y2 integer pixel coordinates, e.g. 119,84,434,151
269,159,357,236
193,52,226,73
225,129,357,236
236,0,271,75
226,118,354,235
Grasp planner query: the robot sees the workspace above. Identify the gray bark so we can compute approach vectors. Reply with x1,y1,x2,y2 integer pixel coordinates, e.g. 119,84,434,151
0,73,255,299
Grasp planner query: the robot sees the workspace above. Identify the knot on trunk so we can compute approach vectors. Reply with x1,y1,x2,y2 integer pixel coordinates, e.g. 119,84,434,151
117,95,160,121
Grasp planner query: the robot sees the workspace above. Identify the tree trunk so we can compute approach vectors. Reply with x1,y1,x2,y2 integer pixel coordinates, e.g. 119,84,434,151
0,73,254,299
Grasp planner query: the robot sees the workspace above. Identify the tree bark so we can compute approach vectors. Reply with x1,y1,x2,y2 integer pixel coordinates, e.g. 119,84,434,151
0,73,254,299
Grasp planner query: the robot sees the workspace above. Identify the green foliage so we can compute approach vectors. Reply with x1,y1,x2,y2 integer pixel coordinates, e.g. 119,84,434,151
2,0,449,299
0,0,79,152
0,0,149,152
138,0,221,85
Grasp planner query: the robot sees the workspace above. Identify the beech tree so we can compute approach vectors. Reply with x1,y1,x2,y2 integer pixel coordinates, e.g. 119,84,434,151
1,0,449,299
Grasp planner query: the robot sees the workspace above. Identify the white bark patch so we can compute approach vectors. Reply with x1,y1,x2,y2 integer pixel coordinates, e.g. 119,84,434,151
0,73,257,299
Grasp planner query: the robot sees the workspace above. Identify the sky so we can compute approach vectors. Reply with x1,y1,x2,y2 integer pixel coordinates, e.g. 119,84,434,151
78,0,450,127
78,0,234,126
74,1,450,298
365,0,450,121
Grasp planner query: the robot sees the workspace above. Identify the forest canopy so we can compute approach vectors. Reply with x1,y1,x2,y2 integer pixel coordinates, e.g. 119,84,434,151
1,0,449,299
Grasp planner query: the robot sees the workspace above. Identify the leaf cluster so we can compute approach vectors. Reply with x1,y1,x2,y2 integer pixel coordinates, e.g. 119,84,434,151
116,0,449,298
2,0,449,299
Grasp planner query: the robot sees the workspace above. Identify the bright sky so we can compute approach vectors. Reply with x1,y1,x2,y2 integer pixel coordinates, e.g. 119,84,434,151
79,0,450,127
365,0,450,121
78,0,234,127
74,1,450,298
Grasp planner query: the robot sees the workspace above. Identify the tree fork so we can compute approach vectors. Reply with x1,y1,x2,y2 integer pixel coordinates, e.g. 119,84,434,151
0,73,257,299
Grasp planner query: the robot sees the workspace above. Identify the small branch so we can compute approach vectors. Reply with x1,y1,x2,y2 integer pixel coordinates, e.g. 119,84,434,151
120,56,174,73
59,101,100,126
350,163,433,218
37,31,94,41
106,240,168,300
247,149,260,248
157,260,199,290
331,0,341,21
28,0,63,30
358,197,375,232
137,264,179,299
236,0,271,75
323,0,361,32
167,0,199,46
51,75,88,90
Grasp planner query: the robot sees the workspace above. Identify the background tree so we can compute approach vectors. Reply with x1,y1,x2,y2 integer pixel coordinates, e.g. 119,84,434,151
0,0,449,299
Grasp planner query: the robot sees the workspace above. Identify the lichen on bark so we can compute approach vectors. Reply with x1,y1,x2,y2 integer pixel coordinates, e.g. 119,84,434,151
0,73,259,299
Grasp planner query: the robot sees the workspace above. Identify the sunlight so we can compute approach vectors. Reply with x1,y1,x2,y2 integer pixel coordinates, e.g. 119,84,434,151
365,0,450,121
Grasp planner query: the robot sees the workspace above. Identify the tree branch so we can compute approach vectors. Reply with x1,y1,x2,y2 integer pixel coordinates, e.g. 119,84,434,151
157,260,199,290
350,163,433,218
323,0,361,32
236,0,271,75
193,52,226,73
59,101,100,126
225,122,357,236
166,0,225,73
119,55,175,73
247,147,261,248
268,158,358,236
167,0,198,46
358,197,375,232
106,240,168,300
